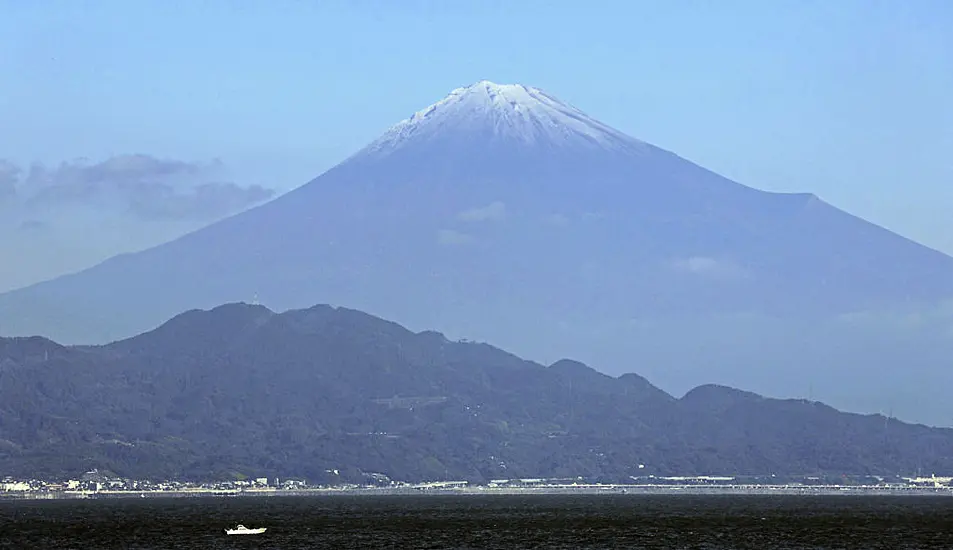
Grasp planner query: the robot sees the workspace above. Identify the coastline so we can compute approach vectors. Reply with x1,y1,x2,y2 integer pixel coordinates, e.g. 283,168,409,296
4,484,953,501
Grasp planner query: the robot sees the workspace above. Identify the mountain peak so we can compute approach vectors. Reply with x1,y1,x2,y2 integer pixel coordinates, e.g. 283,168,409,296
454,80,540,101
463,79,532,92
354,80,647,160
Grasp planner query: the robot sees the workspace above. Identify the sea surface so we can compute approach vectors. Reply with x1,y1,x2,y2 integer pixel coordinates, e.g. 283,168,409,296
1,494,953,549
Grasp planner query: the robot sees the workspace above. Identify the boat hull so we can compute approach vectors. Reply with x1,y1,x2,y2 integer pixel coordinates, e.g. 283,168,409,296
225,527,267,535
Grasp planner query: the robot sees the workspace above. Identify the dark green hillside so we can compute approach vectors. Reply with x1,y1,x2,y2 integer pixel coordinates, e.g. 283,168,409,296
1,303,949,482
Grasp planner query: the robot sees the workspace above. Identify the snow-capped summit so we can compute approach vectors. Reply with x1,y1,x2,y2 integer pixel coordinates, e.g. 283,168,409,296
358,80,646,159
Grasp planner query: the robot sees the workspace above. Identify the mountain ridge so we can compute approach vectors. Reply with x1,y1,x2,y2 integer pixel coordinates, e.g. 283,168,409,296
0,301,951,483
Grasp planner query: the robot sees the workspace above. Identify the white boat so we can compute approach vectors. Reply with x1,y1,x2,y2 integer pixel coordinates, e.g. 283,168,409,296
225,524,267,535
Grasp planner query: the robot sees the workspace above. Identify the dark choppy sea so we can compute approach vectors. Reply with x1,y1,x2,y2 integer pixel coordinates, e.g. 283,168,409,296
2,494,953,549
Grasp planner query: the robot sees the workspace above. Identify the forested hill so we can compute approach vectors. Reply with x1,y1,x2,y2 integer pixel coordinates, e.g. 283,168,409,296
0,302,949,483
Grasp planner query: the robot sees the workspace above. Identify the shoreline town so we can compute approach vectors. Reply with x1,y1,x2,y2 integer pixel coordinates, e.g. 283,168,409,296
3,472,953,500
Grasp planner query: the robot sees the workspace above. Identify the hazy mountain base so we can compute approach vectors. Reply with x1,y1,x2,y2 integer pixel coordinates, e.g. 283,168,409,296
474,306,953,425
3,254,952,426
1,303,952,484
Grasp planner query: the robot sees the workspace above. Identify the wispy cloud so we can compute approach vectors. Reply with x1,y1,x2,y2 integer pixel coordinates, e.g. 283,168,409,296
17,220,48,234
457,201,506,222
4,154,275,221
0,160,18,201
125,181,274,221
671,256,750,280
436,228,476,245
834,300,953,335
0,154,279,292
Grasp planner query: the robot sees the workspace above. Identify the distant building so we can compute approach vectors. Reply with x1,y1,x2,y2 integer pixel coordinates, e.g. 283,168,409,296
1,481,30,492
903,474,953,487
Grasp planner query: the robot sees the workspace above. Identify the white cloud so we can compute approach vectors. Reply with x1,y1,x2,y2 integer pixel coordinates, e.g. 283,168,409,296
457,201,506,222
3,154,275,221
436,229,476,246
0,154,277,292
581,211,607,220
834,299,953,334
672,256,750,280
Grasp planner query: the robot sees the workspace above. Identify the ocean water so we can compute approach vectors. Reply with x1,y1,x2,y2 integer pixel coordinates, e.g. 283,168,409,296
1,494,952,549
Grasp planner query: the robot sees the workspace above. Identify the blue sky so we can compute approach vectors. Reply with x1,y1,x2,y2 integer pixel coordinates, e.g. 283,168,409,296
2,0,952,267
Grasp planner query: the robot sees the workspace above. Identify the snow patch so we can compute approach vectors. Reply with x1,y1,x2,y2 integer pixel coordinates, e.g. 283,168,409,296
357,80,647,158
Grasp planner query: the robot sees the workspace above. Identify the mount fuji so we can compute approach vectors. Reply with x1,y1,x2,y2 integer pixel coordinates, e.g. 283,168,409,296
3,81,953,424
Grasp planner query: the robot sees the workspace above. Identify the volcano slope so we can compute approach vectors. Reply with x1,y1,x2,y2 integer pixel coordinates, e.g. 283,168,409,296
2,81,952,424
